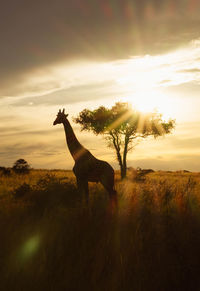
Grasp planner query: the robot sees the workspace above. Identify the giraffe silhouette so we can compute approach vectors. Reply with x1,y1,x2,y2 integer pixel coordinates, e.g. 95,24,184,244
53,109,117,202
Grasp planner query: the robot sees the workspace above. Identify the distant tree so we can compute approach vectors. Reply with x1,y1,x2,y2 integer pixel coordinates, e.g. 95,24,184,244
13,159,31,174
74,102,175,179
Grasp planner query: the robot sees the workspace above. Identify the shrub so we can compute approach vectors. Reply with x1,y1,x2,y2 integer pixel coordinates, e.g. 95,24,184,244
13,183,32,198
130,168,154,182
13,159,31,174
0,167,11,176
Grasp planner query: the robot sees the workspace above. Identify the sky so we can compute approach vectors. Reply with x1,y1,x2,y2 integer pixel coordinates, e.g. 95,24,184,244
1,0,200,171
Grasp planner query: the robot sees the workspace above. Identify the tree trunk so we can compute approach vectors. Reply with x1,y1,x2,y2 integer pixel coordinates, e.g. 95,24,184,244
121,165,126,179
113,144,125,180
113,141,128,179
121,137,129,179
111,133,124,180
122,154,127,179
117,152,124,180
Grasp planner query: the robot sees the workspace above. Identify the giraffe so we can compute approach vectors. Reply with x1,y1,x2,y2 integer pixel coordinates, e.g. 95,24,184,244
53,109,117,202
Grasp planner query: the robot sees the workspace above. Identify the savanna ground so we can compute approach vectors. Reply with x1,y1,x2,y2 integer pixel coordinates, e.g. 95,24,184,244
0,169,200,291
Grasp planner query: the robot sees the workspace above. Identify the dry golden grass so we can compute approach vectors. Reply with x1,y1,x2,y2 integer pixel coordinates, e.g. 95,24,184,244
0,169,200,291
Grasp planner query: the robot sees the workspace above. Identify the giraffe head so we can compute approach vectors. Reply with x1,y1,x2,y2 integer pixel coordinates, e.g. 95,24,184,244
53,109,69,125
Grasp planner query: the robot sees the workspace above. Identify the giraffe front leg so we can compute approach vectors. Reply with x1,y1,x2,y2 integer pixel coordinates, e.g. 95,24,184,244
76,177,89,204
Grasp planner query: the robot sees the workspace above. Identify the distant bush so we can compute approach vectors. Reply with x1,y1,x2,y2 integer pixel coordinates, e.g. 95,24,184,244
130,168,154,182
13,159,31,174
0,167,11,176
13,182,32,198
13,174,80,212
33,174,79,208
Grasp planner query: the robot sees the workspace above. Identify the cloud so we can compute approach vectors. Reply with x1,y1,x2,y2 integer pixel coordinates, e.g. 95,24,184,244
178,68,200,73
0,122,65,137
5,38,200,105
163,82,200,97
170,136,200,150
13,81,119,106
1,0,200,97
0,134,69,161
0,128,57,137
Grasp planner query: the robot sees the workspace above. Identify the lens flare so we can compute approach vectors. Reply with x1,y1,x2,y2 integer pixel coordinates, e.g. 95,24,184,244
20,235,40,262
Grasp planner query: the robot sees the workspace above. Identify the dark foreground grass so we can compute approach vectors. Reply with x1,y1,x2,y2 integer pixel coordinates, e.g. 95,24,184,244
0,171,200,291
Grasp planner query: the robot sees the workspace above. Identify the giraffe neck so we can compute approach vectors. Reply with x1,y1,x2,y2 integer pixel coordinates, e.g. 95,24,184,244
63,118,86,161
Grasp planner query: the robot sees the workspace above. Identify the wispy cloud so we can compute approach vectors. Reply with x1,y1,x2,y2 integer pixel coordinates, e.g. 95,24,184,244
178,68,200,73
3,38,200,107
1,0,200,98
13,81,119,107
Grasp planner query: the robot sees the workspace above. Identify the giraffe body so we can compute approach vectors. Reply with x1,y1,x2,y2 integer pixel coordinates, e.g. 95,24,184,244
53,109,116,201
73,152,115,195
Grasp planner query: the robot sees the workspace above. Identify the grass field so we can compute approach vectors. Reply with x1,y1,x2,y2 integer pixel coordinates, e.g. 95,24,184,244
0,169,200,291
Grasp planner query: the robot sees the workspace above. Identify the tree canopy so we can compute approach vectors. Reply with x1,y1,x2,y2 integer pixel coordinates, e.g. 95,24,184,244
13,159,31,174
74,102,175,179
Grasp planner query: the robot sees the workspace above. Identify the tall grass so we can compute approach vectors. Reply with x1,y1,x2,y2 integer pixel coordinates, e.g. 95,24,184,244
0,170,200,290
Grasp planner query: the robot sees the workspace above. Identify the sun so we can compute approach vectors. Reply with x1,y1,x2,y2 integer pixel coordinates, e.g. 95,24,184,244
125,90,175,119
115,53,182,120
114,53,179,119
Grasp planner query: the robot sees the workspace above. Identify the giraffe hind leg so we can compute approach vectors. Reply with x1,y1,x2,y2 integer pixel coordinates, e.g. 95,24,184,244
100,175,117,198
100,177,118,211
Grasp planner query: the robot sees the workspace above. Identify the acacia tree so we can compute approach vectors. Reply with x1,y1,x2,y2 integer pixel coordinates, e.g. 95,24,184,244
13,159,31,174
74,102,175,179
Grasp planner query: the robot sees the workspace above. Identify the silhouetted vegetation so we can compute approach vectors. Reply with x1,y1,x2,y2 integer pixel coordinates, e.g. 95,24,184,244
13,159,31,174
0,169,200,290
13,183,32,199
74,102,175,179
0,166,11,176
130,168,154,182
